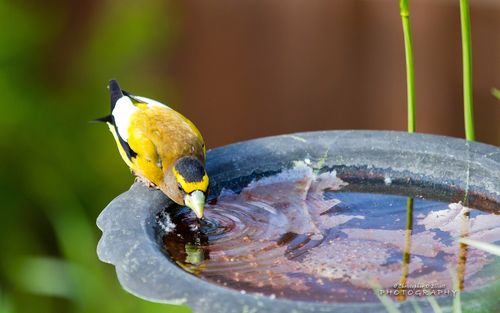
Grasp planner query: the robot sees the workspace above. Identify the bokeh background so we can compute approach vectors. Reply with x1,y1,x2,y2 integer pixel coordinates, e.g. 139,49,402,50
0,0,499,312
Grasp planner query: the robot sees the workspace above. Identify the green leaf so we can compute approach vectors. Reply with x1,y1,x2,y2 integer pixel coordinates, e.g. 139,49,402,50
0,289,14,313
9,257,80,300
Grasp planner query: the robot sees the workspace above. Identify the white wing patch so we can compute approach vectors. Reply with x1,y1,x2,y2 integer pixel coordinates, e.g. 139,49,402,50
112,94,171,141
112,96,138,141
133,95,171,109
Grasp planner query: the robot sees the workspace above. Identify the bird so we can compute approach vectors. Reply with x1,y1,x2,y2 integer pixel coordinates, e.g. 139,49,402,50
95,80,208,218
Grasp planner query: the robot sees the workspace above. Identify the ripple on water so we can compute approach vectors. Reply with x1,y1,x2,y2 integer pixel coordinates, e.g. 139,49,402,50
159,163,500,303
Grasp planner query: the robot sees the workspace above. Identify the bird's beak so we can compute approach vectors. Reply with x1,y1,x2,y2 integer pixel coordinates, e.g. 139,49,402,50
184,190,205,219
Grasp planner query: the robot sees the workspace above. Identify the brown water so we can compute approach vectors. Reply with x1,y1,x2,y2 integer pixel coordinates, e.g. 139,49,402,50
158,164,500,303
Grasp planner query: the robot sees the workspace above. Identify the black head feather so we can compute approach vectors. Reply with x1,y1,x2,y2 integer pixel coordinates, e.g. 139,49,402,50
175,157,205,182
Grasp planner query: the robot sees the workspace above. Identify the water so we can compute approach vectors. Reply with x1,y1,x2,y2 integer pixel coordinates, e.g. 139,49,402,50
158,164,500,303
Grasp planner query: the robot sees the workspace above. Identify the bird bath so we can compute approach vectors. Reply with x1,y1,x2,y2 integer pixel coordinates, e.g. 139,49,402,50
97,131,500,313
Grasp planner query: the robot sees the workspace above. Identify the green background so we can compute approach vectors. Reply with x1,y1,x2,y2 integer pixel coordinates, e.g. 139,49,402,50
0,0,189,312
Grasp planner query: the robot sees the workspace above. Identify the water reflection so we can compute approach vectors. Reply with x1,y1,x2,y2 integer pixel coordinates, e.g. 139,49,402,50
457,204,471,291
159,165,500,303
397,197,413,301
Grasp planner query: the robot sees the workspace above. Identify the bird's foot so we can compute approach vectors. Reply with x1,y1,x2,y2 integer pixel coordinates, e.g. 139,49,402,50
135,176,158,189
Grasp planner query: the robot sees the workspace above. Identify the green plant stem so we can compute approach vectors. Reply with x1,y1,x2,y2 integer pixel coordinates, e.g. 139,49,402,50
459,0,475,141
399,2,415,303
370,280,401,313
459,238,500,256
427,297,444,313
400,0,416,133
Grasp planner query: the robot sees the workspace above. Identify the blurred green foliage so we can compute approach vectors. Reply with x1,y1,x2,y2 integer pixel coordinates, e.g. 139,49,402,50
0,1,189,312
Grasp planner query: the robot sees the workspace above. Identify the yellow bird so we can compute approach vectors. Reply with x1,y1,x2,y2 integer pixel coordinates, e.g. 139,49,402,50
96,80,208,218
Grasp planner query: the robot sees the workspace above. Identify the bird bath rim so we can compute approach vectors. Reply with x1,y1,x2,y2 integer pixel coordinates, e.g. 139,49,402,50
96,130,500,313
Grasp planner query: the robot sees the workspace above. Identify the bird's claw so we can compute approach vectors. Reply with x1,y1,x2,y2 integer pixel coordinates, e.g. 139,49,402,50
135,175,158,189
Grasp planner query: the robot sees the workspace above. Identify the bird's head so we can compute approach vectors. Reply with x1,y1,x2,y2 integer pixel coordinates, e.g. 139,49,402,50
172,156,209,219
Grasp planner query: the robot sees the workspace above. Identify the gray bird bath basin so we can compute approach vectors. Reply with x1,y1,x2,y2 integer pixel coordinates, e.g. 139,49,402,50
97,130,500,313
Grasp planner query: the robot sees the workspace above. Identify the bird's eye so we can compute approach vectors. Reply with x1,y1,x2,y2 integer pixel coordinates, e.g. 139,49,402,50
177,184,183,191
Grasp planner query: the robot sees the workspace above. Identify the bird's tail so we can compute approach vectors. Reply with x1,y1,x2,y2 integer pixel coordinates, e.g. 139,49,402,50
91,115,113,123
91,79,123,124
109,79,123,111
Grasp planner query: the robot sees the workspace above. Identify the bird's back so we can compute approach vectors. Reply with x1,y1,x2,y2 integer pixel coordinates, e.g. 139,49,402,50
127,103,205,186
